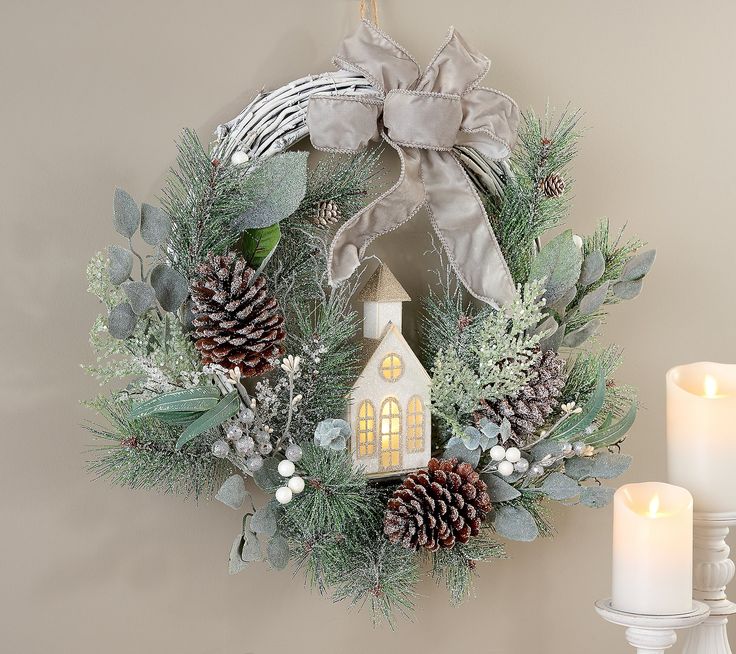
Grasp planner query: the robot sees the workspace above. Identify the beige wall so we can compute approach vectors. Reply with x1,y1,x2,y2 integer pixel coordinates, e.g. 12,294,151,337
3,0,735,652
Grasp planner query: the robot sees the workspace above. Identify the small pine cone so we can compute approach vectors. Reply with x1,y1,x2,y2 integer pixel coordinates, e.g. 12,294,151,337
476,348,566,445
190,252,286,376
542,173,565,198
312,199,341,228
384,458,492,552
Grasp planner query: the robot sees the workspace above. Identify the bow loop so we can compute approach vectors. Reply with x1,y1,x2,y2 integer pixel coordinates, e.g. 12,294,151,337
417,28,490,95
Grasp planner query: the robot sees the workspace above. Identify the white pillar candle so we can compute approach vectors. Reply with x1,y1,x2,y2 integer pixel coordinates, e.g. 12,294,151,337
612,482,693,615
667,362,736,513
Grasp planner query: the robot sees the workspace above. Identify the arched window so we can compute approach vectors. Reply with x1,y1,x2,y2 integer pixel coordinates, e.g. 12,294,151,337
407,396,424,451
357,400,375,457
380,353,403,382
380,397,402,470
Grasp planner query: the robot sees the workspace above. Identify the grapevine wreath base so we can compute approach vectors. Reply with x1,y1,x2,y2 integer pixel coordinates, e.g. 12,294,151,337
84,20,655,622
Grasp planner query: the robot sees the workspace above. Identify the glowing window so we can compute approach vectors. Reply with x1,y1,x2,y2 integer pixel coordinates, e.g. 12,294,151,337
407,396,424,451
357,400,375,457
380,353,403,382
380,397,402,470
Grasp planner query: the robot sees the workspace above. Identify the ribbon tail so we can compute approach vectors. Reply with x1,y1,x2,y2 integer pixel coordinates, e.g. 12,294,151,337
421,150,515,307
328,140,425,287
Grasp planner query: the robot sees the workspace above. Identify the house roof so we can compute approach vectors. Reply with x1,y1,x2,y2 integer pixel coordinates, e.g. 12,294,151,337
358,264,411,303
352,323,431,390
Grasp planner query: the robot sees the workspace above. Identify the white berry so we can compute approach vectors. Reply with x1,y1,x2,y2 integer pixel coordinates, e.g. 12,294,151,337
497,460,514,477
275,486,293,504
277,459,296,478
490,445,506,462
573,234,583,249
231,150,249,165
505,447,521,463
287,475,305,494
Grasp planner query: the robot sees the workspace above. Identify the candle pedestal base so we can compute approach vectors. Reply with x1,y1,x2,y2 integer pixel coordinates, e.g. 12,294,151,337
681,511,736,654
595,599,709,654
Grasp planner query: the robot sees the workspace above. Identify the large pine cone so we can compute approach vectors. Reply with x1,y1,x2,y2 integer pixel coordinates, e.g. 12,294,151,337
384,458,491,552
190,252,285,376
477,348,565,445
542,173,566,198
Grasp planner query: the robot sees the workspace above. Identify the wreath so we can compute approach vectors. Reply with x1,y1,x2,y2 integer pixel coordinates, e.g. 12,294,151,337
84,20,655,622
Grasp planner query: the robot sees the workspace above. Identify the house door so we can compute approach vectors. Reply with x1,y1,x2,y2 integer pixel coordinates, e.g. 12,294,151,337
379,397,402,471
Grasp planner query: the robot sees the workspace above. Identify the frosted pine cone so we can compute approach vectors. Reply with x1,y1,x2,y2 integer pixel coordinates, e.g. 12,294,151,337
476,348,566,445
190,252,286,376
384,458,491,552
312,199,341,228
542,173,566,198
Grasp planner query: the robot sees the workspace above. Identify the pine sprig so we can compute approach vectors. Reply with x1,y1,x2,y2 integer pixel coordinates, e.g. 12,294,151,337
162,129,252,280
489,108,581,283
85,395,226,498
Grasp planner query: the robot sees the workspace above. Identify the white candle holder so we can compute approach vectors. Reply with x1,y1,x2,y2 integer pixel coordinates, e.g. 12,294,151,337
681,511,736,654
595,599,709,654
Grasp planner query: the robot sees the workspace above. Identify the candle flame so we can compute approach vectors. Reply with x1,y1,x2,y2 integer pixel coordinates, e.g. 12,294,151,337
648,494,660,518
704,375,719,398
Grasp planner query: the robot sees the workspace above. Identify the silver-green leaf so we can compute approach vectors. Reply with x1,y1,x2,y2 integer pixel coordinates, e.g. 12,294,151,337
578,281,610,316
267,534,290,570
481,474,521,502
621,250,656,281
612,278,644,300
566,453,632,480
541,472,581,500
113,188,140,238
216,474,248,510
250,503,277,538
233,151,309,231
228,533,249,574
242,515,262,562
107,245,133,285
529,230,584,306
580,485,615,508
174,391,239,451
140,203,171,246
493,505,539,542
107,302,137,339
121,280,156,315
563,319,600,347
130,385,221,419
579,249,605,286
150,263,189,312
443,440,481,468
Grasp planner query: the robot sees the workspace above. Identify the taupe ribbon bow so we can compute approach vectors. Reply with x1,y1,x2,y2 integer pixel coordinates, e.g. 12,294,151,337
307,21,520,306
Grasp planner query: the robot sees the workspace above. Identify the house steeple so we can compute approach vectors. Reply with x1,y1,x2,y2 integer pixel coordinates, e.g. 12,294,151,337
359,264,410,340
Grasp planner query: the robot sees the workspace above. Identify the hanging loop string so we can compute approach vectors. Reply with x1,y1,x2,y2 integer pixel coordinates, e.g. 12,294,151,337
359,0,379,25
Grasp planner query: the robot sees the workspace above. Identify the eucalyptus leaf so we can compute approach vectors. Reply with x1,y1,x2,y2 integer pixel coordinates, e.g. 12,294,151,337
443,440,481,467
588,453,632,479
121,280,156,315
541,322,565,352
540,472,581,500
240,223,281,267
242,515,262,562
531,440,566,460
251,504,277,538
563,319,600,347
131,386,221,419
493,505,539,542
551,371,606,443
529,230,583,306
621,250,656,281
113,188,140,238
579,249,605,286
140,203,172,246
531,315,558,339
150,263,189,312
233,151,309,230
583,403,638,448
107,302,137,339
267,534,290,570
481,474,521,502
578,281,610,316
253,458,282,493
155,411,202,425
107,245,133,285
552,284,577,312
580,485,615,508
174,391,239,451
228,533,249,575
612,278,644,300
215,474,248,510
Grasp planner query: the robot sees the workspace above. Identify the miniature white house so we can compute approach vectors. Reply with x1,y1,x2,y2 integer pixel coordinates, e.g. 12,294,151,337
347,264,432,477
